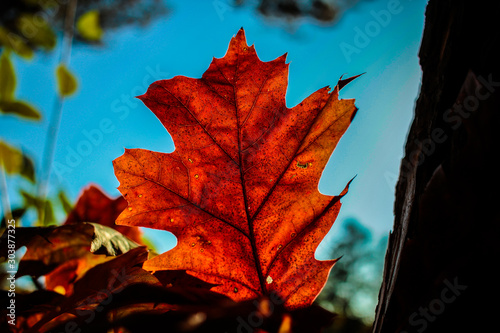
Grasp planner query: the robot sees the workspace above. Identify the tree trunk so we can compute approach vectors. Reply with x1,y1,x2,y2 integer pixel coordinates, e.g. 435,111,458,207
373,1,500,332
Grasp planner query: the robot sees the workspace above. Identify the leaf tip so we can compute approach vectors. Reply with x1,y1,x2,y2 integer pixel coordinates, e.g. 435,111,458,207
337,73,364,91
340,176,356,197
235,28,246,39
278,53,288,63
231,28,249,51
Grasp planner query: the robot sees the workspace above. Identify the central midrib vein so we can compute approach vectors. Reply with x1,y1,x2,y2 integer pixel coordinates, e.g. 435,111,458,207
248,91,353,278
228,58,269,296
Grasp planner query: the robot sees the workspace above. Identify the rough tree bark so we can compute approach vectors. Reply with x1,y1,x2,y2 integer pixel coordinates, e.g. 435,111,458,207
373,1,500,332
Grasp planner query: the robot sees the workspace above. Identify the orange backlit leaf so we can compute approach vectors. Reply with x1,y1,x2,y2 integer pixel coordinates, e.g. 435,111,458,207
113,28,358,310
65,184,143,244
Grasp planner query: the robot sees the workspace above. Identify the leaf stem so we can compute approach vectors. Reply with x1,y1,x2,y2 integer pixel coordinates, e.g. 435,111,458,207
37,0,77,225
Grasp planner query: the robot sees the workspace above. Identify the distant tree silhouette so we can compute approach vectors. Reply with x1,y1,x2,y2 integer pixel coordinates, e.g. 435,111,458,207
317,219,387,333
235,0,371,23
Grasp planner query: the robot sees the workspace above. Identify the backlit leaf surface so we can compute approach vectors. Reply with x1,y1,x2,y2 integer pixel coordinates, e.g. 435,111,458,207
113,29,358,310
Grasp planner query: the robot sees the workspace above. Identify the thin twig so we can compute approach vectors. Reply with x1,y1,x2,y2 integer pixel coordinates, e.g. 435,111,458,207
37,0,78,225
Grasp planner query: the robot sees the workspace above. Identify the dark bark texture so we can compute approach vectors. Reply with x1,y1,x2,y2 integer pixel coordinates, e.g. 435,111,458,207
373,1,500,332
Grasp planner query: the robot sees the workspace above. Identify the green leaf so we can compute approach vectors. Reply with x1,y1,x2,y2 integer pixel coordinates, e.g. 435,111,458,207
43,200,56,226
0,51,16,101
20,190,57,225
76,10,104,42
0,141,22,174
0,141,35,182
0,100,41,120
16,14,57,50
20,153,35,182
56,64,78,97
1,207,26,228
58,190,73,215
20,190,38,207
0,27,34,59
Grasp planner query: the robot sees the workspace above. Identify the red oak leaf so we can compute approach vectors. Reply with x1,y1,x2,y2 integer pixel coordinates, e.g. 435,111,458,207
113,28,358,310
65,184,143,244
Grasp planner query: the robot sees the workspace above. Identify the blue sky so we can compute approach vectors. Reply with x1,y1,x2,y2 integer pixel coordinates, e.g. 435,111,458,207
1,0,427,256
